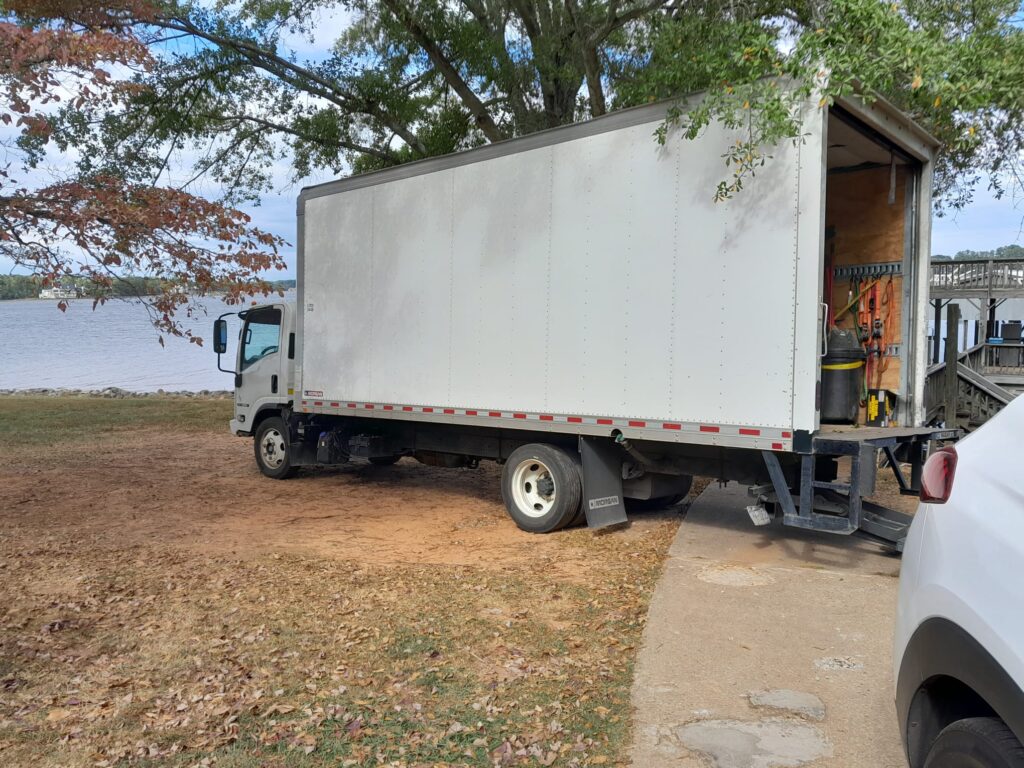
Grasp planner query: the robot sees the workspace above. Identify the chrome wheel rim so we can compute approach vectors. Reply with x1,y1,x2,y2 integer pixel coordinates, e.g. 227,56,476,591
510,458,556,518
260,428,287,469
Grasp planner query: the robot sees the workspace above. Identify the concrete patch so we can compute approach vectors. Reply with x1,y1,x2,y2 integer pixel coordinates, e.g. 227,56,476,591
813,656,864,671
676,719,832,768
748,690,826,721
697,564,775,587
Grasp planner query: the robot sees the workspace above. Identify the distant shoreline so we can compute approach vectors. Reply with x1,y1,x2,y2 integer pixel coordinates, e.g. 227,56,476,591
0,279,297,302
0,291,295,302
0,387,232,399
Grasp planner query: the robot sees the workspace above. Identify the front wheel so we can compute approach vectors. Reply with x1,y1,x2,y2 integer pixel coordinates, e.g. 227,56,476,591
254,416,297,479
501,444,582,533
925,717,1024,768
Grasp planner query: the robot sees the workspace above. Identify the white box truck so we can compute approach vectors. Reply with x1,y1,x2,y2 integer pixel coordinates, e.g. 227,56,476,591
213,91,956,548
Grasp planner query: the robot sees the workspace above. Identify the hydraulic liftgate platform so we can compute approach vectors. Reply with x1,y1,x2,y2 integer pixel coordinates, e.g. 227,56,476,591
754,426,960,551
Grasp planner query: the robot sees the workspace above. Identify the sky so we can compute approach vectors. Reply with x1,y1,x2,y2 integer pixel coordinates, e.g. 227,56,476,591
930,187,1024,258
3,6,1023,280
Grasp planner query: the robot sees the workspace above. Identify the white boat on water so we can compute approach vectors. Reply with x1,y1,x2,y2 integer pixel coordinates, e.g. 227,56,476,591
38,285,79,300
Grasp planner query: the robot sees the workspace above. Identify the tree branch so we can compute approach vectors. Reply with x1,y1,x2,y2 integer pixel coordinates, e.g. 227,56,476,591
148,15,429,156
379,0,506,143
458,0,533,125
205,112,399,164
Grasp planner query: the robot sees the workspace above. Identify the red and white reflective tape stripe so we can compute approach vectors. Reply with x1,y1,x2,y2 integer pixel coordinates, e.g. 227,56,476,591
297,399,794,448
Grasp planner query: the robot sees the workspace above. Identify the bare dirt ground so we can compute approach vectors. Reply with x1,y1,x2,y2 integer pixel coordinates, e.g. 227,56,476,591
0,399,682,768
1,432,909,572
4,428,608,572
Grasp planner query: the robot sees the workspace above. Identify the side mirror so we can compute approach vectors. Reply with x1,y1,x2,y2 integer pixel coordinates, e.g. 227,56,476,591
213,319,228,354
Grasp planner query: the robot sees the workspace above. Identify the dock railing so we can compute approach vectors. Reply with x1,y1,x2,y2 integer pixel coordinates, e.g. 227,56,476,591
980,343,1024,376
930,258,1024,300
923,308,1018,429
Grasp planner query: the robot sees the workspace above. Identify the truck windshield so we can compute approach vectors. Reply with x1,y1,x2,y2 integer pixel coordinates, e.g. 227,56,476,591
240,307,282,370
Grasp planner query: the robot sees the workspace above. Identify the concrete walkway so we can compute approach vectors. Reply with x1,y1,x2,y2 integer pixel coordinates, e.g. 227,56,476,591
630,483,907,767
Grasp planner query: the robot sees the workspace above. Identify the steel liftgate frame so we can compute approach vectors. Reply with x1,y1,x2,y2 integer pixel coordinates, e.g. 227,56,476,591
757,426,959,550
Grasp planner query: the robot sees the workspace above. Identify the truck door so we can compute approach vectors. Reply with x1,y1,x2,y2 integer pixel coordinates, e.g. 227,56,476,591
234,304,286,431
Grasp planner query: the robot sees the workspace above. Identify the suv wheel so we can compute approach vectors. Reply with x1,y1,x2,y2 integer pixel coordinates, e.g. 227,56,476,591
925,717,1024,768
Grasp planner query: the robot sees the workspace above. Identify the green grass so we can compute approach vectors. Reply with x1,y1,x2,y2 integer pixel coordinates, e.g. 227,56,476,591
0,395,232,450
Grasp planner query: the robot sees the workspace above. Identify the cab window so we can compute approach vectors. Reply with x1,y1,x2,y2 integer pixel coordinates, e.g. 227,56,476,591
240,307,281,370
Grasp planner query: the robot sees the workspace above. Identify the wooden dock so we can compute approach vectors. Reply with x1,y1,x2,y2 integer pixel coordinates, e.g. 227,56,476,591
926,259,1024,430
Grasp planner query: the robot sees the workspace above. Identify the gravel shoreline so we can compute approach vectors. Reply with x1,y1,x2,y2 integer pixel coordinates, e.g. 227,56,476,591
0,387,232,399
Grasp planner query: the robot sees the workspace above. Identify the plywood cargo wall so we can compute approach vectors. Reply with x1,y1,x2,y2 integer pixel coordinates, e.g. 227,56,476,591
825,165,907,401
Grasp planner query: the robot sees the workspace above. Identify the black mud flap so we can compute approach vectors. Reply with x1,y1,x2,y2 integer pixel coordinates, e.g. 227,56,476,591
579,436,628,529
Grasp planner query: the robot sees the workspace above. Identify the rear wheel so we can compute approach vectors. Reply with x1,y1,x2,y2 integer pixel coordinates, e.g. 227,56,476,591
254,416,297,479
501,444,583,533
925,717,1024,768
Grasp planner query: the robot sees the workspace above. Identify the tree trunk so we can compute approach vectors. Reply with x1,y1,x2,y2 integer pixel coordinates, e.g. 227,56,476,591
582,43,606,116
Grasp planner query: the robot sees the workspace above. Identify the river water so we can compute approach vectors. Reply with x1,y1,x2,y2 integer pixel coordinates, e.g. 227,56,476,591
0,292,294,392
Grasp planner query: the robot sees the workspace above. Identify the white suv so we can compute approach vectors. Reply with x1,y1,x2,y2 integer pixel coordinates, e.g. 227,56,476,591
895,394,1024,767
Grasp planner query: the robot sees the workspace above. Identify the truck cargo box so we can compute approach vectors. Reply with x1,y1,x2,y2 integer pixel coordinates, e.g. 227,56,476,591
293,91,937,453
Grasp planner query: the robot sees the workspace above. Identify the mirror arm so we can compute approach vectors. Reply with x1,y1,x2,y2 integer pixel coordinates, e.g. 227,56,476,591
215,311,238,374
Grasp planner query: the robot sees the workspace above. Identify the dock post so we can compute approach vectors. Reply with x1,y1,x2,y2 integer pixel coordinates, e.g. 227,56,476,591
944,303,960,428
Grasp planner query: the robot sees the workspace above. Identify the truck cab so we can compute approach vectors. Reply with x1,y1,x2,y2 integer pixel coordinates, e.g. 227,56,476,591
215,302,295,436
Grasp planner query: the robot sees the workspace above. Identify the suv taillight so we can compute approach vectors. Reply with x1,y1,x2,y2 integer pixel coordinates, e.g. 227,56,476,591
920,447,958,504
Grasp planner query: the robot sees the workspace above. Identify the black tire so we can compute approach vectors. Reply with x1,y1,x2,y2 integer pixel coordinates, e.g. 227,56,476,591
368,455,401,466
925,717,1024,768
501,444,583,533
567,452,588,528
253,416,297,479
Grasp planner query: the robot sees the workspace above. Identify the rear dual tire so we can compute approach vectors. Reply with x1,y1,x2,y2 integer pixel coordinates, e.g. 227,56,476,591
501,444,583,533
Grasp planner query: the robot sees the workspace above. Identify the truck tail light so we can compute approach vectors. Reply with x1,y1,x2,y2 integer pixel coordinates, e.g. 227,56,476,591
920,447,958,504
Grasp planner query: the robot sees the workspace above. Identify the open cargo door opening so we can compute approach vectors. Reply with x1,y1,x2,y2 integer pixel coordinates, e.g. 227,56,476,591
821,107,922,428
